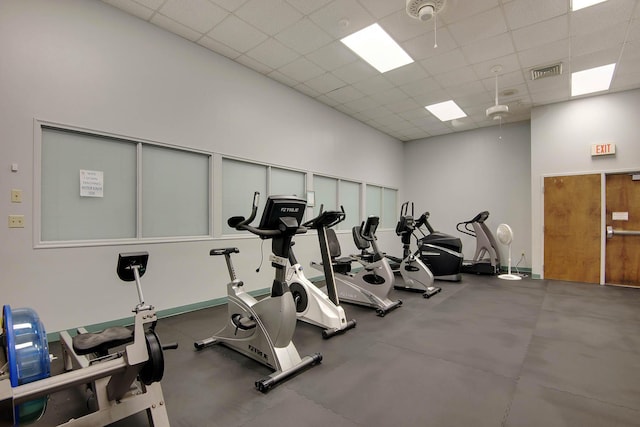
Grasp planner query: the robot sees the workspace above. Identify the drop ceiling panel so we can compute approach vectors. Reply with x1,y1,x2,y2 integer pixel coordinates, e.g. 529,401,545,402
511,15,569,52
208,15,268,53
275,18,333,55
570,0,638,36
305,72,346,93
517,39,571,68
305,42,358,73
572,25,627,57
333,61,378,84
353,75,395,95
236,0,302,36
160,0,227,33
399,77,442,97
285,0,332,15
571,48,623,71
277,57,326,82
447,81,490,100
384,62,430,86
439,0,500,25
384,98,423,114
102,0,640,141
434,66,479,88
381,10,436,43
473,54,522,79
359,0,403,20
326,85,365,104
309,0,375,39
209,0,249,12
420,48,468,75
461,32,515,64
245,38,298,69
402,28,457,61
448,7,508,46
503,0,568,30
628,18,640,41
370,88,410,104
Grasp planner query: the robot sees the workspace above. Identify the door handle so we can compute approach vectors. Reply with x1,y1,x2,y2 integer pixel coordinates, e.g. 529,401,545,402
606,225,640,238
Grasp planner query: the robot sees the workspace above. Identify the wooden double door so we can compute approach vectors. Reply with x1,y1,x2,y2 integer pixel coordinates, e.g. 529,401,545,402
544,172,640,286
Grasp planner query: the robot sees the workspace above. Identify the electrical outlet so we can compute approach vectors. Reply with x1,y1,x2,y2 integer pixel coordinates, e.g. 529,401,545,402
8,215,24,228
11,189,22,203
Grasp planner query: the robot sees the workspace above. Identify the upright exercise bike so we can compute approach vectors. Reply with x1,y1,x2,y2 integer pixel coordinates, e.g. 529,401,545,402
0,252,175,426
457,211,501,275
386,202,441,298
287,208,356,338
314,215,402,317
194,193,322,392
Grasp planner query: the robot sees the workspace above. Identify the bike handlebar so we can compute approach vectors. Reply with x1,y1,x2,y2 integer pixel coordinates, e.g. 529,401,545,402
302,205,346,230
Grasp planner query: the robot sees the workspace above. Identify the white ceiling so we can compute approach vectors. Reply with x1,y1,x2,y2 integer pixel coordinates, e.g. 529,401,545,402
102,0,640,141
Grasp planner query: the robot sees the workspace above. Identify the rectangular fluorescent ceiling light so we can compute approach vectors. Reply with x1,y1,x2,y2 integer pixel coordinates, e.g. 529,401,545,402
425,100,467,122
571,0,608,11
571,63,616,97
340,23,413,73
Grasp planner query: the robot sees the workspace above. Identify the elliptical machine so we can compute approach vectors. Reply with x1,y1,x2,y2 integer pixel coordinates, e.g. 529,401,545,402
313,215,402,317
386,202,440,298
194,193,322,392
457,211,501,275
414,211,464,282
287,208,357,338
0,252,175,426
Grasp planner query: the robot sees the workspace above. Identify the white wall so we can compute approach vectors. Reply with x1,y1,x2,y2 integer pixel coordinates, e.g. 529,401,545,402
403,122,532,268
0,0,404,332
530,89,640,278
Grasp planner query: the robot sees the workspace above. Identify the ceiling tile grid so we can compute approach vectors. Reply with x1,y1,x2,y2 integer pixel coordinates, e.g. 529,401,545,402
101,0,640,141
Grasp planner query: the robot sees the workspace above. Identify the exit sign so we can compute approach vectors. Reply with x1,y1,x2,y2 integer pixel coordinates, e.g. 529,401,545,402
591,143,616,156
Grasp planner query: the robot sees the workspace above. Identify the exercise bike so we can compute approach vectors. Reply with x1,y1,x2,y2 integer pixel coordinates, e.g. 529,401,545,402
287,208,356,338
313,215,402,317
385,202,441,298
0,252,175,427
194,193,322,393
414,211,464,282
457,211,501,275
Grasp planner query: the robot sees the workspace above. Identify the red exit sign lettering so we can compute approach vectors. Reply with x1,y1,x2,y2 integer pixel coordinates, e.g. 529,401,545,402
591,143,616,156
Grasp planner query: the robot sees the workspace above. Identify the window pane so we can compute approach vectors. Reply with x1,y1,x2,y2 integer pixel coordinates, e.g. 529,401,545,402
222,159,267,234
271,167,305,198
41,128,136,241
366,185,382,218
339,180,360,230
314,175,337,216
382,188,397,228
142,145,209,237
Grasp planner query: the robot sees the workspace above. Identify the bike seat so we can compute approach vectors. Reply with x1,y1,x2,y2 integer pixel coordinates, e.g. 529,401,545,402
72,326,134,356
326,229,352,273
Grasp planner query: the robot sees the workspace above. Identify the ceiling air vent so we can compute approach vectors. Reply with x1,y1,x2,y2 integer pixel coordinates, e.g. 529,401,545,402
530,63,563,81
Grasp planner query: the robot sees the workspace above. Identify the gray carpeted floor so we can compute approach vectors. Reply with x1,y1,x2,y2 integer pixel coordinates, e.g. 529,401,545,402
41,274,640,426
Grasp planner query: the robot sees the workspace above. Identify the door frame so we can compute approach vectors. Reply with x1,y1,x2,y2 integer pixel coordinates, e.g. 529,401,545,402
541,167,640,285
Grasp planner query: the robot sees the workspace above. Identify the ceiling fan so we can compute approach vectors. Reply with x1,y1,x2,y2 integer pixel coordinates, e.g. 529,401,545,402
406,0,446,47
405,0,446,21
486,65,510,121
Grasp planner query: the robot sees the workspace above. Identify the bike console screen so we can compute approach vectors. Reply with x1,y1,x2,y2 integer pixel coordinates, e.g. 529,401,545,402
258,195,306,231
